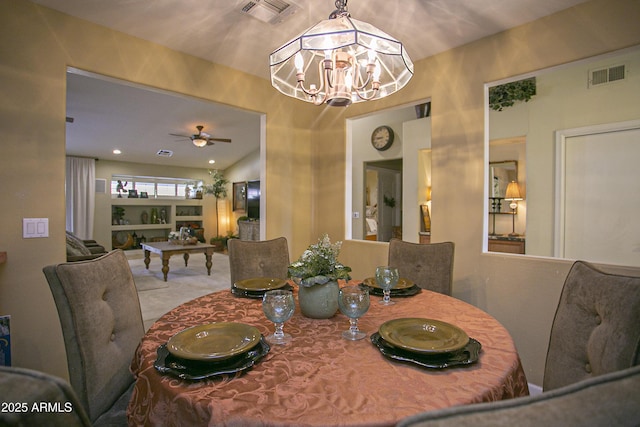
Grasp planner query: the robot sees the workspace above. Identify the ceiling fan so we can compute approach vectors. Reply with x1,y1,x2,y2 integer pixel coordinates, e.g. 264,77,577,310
170,125,232,147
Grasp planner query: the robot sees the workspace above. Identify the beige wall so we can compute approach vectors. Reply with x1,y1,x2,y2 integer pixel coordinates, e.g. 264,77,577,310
1,0,639,388
310,0,640,386
402,117,432,243
0,0,316,380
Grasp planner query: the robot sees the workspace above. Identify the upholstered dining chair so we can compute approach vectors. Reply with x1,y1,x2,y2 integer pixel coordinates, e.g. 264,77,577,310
0,366,92,427
228,237,290,288
43,249,144,427
543,260,640,391
397,365,640,427
388,239,455,295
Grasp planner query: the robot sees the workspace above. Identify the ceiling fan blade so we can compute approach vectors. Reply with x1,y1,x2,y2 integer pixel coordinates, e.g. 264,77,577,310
169,133,190,138
208,137,232,143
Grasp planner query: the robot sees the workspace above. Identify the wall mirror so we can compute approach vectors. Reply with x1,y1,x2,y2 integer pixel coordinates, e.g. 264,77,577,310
485,45,640,267
489,160,517,214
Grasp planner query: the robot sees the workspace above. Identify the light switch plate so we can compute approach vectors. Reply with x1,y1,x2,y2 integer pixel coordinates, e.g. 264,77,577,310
23,218,49,238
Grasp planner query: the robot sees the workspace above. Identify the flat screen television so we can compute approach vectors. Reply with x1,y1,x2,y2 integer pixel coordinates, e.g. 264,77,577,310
247,180,260,219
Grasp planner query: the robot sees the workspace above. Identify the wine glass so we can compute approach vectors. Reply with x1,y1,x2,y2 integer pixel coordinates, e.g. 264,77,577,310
338,285,370,340
262,290,295,345
375,266,399,305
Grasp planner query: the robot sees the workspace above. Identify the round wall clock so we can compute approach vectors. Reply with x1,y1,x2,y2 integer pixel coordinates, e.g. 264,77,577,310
371,125,395,151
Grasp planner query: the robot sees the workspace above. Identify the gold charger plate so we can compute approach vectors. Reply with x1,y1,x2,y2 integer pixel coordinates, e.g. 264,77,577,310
167,322,261,361
363,277,414,290
234,277,287,292
379,318,469,354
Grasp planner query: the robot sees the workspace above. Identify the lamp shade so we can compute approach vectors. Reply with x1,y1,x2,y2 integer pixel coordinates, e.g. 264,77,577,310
504,181,523,201
269,13,413,105
192,138,208,148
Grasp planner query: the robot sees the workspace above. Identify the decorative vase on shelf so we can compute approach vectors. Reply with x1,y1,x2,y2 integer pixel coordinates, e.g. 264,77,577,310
297,281,340,319
150,208,158,224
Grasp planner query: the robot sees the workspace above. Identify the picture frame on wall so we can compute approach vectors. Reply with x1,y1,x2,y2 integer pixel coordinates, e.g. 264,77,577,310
421,204,431,232
233,181,247,211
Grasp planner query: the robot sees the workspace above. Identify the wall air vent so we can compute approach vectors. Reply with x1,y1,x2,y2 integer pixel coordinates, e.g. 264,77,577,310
588,64,627,88
156,149,173,157
240,0,300,24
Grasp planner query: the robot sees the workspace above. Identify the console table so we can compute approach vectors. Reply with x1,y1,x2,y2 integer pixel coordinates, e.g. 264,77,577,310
488,236,525,254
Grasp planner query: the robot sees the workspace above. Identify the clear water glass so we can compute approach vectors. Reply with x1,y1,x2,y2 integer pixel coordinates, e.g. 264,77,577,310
338,285,370,340
262,290,295,345
375,266,399,305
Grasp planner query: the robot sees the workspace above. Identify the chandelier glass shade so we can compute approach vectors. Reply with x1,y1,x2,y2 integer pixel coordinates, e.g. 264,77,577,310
269,4,413,106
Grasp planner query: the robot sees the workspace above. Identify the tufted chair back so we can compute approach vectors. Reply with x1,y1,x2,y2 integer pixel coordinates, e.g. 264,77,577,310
388,239,455,295
43,249,144,425
228,237,290,288
543,260,640,391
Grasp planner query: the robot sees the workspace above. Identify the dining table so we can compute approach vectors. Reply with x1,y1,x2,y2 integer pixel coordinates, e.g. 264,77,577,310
127,282,529,427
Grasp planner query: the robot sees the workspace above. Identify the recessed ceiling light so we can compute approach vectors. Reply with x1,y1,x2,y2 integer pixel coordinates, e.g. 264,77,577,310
208,160,215,164
113,149,122,155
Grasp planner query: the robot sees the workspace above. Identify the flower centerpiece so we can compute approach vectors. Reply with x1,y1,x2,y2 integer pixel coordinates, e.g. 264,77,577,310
288,234,351,319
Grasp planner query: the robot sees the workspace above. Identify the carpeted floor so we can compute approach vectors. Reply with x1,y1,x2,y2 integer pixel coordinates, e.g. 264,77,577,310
126,250,231,330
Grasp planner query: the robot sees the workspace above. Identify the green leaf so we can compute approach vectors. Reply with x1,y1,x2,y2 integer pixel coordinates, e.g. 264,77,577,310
489,77,536,111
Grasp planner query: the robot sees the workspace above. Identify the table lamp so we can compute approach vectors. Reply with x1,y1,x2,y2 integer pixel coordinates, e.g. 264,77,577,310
504,181,523,236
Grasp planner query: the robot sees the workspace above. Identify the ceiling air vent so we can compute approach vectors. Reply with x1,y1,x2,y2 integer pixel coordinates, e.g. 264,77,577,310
588,64,627,88
156,149,173,157
240,0,300,24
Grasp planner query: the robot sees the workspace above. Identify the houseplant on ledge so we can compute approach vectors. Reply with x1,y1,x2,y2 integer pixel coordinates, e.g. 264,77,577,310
288,234,352,319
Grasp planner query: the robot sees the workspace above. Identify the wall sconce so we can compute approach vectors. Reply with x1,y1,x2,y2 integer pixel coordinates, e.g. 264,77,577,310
504,181,524,236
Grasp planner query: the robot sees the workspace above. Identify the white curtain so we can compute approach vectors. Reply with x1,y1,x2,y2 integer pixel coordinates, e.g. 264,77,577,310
66,156,96,239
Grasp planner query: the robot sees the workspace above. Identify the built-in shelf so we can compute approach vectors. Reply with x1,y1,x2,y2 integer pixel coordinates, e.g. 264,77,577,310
110,198,204,249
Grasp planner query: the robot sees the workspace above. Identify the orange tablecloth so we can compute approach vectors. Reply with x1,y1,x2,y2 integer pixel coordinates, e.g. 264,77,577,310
128,285,529,426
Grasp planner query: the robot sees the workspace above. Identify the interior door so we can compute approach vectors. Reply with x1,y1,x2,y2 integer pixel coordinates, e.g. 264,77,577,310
377,168,401,241
557,122,640,266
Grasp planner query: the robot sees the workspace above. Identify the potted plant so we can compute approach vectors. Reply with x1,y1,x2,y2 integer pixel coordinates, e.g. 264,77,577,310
210,231,238,252
210,235,226,252
201,169,229,239
112,206,125,225
288,234,352,319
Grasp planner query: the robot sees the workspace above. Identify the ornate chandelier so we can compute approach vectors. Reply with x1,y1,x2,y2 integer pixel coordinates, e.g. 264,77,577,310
269,0,413,107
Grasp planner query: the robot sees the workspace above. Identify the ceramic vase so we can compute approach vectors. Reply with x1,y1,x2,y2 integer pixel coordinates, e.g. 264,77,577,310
297,281,339,319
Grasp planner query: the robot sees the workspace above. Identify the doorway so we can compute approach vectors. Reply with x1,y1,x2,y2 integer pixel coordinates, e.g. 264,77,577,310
65,69,264,248
364,160,403,242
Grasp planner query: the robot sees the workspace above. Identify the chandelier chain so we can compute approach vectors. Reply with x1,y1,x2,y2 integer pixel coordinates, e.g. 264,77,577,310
329,0,349,19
